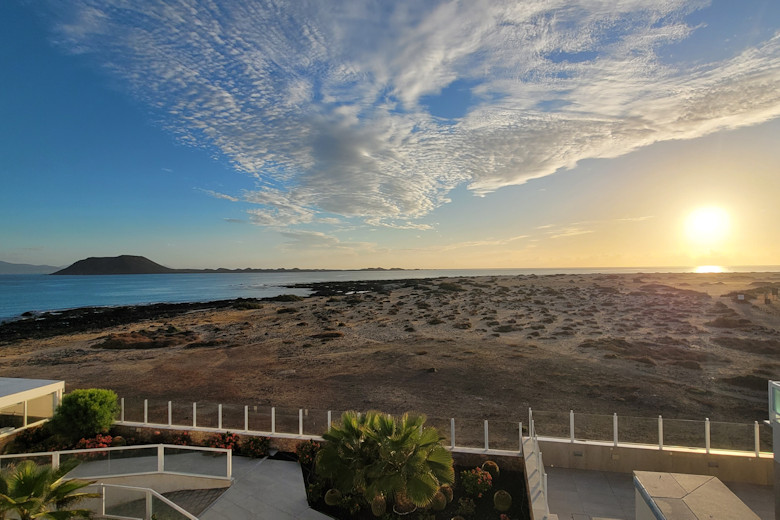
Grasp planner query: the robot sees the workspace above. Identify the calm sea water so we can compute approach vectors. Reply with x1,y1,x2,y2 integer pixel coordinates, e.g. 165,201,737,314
1,266,777,321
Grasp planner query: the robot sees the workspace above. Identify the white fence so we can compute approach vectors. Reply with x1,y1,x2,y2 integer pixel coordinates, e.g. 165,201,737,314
87,483,199,520
116,397,773,457
0,443,232,480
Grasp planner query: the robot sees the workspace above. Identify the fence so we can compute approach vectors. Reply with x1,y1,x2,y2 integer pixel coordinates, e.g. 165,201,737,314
116,397,773,457
524,415,553,520
0,444,232,480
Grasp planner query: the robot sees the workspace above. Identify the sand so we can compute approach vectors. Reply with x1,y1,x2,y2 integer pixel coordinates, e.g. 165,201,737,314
1,272,779,426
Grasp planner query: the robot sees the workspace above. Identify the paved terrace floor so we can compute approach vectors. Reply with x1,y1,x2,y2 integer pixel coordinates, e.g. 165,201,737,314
546,467,775,520
200,456,330,520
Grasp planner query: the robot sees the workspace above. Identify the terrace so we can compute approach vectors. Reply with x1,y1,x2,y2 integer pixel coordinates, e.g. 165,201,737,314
0,379,776,519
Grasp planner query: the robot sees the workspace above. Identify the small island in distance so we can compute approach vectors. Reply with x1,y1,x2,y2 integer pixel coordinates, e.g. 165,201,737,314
51,255,407,275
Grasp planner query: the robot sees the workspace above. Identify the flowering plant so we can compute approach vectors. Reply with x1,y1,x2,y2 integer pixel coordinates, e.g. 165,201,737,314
295,440,320,466
75,433,113,449
207,432,241,451
241,436,271,458
170,431,192,446
460,467,493,498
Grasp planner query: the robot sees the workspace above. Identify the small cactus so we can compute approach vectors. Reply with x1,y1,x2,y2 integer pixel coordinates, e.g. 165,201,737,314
371,494,386,517
324,488,342,506
493,489,512,512
440,484,454,503
482,460,500,478
430,490,447,511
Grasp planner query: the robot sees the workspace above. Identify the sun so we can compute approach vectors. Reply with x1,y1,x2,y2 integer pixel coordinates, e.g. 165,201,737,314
685,207,730,245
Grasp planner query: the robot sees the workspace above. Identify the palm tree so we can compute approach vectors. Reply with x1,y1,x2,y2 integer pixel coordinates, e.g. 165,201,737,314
316,411,454,513
0,459,98,520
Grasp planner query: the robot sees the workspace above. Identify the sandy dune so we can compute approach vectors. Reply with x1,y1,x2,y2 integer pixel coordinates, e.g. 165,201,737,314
1,273,779,427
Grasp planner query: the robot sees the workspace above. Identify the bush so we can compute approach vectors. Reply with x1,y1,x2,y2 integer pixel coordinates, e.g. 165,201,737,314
207,432,241,451
295,439,320,466
494,490,512,512
51,389,119,441
460,467,492,498
241,436,271,458
169,431,192,446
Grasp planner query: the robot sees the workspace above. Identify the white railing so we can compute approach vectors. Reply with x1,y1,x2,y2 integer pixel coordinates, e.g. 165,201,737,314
116,397,772,457
0,444,232,480
524,413,554,520
86,483,199,520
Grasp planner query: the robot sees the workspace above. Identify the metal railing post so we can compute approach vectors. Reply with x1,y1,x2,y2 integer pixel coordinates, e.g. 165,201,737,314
157,445,164,473
484,420,489,451
754,421,760,456
120,398,125,422
244,406,249,432
450,418,455,449
613,413,618,447
101,484,106,516
299,409,304,436
271,407,276,434
705,418,710,453
569,410,574,442
528,407,533,434
227,450,232,479
168,401,172,426
193,402,197,428
327,410,332,431
145,489,153,520
52,451,60,470
658,415,663,450
143,399,148,424
218,404,223,430
518,421,523,452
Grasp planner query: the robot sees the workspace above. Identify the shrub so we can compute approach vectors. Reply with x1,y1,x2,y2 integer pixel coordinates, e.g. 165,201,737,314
207,432,241,451
295,439,320,466
456,497,476,516
241,436,271,458
75,433,113,450
51,389,119,441
324,488,342,506
493,490,512,512
460,467,492,498
169,431,192,446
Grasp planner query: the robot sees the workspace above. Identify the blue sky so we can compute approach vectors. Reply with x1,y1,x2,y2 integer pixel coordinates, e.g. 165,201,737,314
1,1,779,269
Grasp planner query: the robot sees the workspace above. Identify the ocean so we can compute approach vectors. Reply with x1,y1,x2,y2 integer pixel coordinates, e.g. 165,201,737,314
1,266,777,321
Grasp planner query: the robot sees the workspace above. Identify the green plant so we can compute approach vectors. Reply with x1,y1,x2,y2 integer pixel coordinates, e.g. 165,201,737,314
315,411,454,512
370,494,386,517
169,431,191,446
51,389,119,442
295,440,320,466
460,467,492,498
324,488,342,506
481,460,500,479
0,459,98,519
493,489,512,512
440,483,453,504
207,432,241,451
241,436,270,458
456,497,476,516
430,490,446,511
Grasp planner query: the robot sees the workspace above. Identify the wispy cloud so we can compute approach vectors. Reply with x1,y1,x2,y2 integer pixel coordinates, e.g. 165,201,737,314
279,230,377,253
198,189,239,202
48,1,780,228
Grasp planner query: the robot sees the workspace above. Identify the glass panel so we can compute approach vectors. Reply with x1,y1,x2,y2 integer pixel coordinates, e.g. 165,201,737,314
488,420,522,452
246,405,272,433
273,406,300,435
220,403,246,431
64,447,158,478
573,413,611,442
424,416,452,447
759,422,772,452
194,402,219,428
145,398,169,425
0,454,53,470
302,408,329,436
122,397,145,423
618,416,658,445
153,493,193,519
454,418,484,448
104,485,146,518
170,401,194,427
531,410,569,438
773,385,780,417
27,393,56,422
164,447,227,478
663,419,704,449
0,403,25,429
710,421,754,452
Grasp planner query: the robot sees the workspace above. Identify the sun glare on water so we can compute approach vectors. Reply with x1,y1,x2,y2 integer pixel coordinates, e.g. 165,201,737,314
685,206,730,245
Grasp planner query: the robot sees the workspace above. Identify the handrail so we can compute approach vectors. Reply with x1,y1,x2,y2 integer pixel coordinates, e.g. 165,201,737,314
92,483,199,520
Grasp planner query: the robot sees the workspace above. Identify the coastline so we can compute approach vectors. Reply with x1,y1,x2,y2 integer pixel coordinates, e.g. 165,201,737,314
1,272,778,426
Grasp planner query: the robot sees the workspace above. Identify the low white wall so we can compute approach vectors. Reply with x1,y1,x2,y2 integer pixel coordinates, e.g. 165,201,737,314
538,438,773,485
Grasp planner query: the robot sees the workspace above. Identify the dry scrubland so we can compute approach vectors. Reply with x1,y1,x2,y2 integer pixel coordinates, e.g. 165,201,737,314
1,273,779,427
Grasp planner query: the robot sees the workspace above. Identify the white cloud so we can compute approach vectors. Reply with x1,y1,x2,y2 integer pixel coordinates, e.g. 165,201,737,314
48,1,780,227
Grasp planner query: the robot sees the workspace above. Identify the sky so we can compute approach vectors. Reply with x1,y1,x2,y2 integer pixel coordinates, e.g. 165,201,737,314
1,0,779,270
